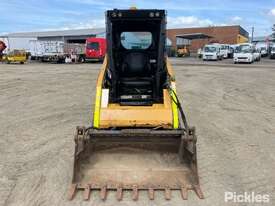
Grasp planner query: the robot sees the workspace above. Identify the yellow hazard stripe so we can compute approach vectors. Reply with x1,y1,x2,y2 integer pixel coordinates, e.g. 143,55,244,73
93,86,102,128
171,89,179,129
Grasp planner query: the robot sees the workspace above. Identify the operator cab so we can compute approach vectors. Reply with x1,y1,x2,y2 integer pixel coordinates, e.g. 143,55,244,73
104,9,167,106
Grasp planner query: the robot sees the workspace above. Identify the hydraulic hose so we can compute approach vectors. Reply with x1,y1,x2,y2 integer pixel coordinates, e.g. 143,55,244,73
168,87,190,135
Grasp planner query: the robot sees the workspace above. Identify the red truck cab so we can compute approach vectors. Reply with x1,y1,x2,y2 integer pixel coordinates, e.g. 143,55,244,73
85,37,106,62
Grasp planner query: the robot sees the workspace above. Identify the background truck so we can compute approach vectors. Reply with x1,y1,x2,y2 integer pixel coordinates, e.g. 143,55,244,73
220,44,231,58
64,43,86,63
202,44,223,61
85,37,106,62
29,40,64,62
233,43,260,63
29,40,85,63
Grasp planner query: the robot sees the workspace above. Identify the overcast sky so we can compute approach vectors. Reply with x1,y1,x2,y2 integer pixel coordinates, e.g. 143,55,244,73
0,0,275,36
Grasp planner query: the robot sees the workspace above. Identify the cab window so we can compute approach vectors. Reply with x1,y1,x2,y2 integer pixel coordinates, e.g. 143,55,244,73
87,42,99,50
121,32,152,49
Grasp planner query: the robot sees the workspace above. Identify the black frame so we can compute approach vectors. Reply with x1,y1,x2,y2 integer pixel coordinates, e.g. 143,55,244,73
105,9,167,103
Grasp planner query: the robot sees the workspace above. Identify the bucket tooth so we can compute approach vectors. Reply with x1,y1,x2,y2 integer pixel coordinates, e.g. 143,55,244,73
194,186,204,199
148,188,154,200
83,185,91,201
132,185,138,201
164,187,171,200
100,185,107,200
181,187,188,200
68,184,77,200
116,186,123,201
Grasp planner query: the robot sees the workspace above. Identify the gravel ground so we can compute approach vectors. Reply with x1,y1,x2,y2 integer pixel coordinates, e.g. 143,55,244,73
0,59,274,206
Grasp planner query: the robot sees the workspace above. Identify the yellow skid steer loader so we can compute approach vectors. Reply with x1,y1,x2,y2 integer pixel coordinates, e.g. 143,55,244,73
69,8,203,201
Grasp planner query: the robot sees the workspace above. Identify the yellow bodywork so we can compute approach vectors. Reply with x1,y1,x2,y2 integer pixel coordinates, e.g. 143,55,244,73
237,34,249,44
3,50,27,63
177,46,190,57
93,56,179,129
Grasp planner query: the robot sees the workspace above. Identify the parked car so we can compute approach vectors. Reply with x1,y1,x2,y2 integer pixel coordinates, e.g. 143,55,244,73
233,43,258,64
202,44,223,61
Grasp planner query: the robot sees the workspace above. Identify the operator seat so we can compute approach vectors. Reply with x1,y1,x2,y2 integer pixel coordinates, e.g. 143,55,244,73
118,52,154,104
119,52,152,88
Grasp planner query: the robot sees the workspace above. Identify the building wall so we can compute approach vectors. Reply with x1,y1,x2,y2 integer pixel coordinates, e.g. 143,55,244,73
167,25,249,53
37,35,96,43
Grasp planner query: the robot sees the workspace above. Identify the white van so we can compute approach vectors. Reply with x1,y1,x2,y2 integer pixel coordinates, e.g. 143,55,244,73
220,44,230,58
233,43,259,63
202,44,223,61
253,48,261,62
255,42,268,57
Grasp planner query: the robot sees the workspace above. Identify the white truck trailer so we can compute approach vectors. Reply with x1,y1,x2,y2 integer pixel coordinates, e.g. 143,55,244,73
29,40,85,63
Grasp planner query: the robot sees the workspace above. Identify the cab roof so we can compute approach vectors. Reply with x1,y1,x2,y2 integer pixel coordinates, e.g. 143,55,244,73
106,9,165,20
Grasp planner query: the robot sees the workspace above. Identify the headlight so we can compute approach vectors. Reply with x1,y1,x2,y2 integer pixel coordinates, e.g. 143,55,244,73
149,12,154,17
155,12,160,17
111,12,117,17
118,12,122,17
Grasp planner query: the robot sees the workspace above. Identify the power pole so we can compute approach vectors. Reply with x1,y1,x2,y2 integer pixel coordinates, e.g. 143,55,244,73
251,27,254,43
272,24,275,40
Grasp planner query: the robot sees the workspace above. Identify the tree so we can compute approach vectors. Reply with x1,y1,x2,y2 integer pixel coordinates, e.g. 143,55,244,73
273,24,275,38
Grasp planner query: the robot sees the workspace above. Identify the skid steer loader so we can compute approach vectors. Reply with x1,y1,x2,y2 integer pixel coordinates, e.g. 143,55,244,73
69,8,204,201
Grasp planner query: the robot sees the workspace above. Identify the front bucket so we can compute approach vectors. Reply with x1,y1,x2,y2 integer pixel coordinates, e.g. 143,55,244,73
69,127,203,201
